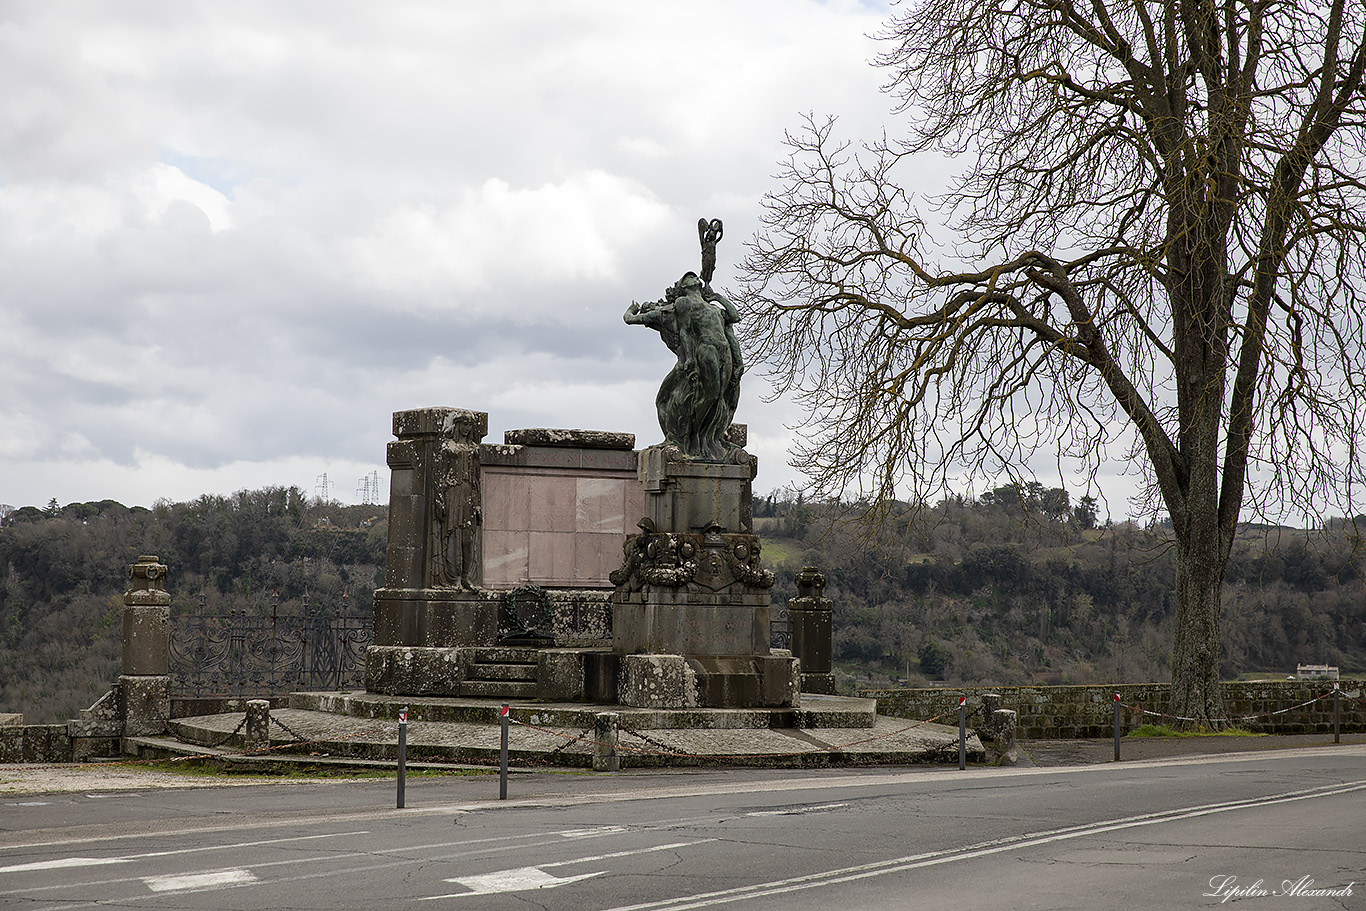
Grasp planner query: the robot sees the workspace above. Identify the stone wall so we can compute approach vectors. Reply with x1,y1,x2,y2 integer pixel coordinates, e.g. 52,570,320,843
863,681,1366,738
0,723,74,763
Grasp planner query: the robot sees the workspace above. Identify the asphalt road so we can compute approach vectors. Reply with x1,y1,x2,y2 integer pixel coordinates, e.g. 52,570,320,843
3,745,1364,909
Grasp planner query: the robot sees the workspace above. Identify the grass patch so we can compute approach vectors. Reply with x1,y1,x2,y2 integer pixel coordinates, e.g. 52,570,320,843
1126,723,1264,738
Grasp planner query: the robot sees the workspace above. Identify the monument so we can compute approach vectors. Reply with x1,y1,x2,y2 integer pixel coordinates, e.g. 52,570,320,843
364,218,798,711
611,219,799,708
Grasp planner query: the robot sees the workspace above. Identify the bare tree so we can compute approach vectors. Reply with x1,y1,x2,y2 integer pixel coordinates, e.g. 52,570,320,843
739,0,1366,725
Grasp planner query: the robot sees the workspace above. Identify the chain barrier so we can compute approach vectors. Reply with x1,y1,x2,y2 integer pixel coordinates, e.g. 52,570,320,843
544,726,595,758
204,715,250,748
13,687,1356,779
506,707,962,763
1115,689,1338,726
268,714,313,744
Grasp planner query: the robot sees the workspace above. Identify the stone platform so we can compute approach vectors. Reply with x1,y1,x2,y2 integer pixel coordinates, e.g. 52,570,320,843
135,693,983,769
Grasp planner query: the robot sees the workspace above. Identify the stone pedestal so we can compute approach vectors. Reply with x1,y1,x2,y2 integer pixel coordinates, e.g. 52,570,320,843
120,556,170,737
788,565,835,694
372,587,500,648
610,445,798,709
639,446,754,534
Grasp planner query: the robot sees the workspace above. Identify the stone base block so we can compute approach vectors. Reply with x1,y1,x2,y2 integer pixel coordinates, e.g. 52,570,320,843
800,673,837,695
538,649,590,701
365,646,463,695
372,588,499,648
616,653,800,709
639,446,755,534
0,724,73,763
618,655,699,708
118,675,170,737
71,737,118,762
614,591,771,657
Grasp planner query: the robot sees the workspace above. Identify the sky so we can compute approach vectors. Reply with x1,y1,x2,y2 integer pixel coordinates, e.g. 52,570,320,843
0,0,916,510
1,0,1162,521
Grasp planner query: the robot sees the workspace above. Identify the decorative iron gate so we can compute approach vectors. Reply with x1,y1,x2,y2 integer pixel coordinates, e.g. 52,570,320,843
170,593,373,697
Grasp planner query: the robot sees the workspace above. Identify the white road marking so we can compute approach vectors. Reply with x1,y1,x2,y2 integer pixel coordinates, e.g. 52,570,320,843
601,779,1366,911
0,831,367,878
144,869,257,892
0,857,131,874
421,840,715,901
745,802,847,817
562,826,629,838
429,867,603,897
542,840,717,867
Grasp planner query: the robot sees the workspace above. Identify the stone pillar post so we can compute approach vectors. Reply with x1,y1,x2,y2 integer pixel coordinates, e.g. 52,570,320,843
990,708,1019,765
245,700,270,752
788,566,834,694
120,555,171,737
592,712,620,772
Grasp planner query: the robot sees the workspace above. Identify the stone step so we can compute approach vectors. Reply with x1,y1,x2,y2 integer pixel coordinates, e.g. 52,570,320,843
289,691,880,731
460,680,539,699
467,663,538,682
464,646,540,664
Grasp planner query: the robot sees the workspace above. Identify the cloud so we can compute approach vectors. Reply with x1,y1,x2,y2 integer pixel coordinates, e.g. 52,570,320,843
0,0,907,510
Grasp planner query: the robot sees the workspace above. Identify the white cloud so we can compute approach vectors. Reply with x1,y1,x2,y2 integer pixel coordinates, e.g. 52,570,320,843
0,0,905,510
346,171,671,309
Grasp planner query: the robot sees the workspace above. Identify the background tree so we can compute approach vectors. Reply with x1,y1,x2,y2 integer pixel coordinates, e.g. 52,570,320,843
739,0,1366,725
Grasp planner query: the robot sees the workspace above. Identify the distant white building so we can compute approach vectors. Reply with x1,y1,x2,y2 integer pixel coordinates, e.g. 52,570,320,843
1296,664,1339,680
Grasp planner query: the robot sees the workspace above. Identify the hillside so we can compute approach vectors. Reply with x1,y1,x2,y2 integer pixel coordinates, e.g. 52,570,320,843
2,483,1362,720
0,489,386,722
754,488,1365,693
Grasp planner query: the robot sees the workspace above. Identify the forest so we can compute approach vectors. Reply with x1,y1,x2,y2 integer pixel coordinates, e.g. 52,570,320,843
754,485,1364,693
0,488,386,722
2,484,1361,721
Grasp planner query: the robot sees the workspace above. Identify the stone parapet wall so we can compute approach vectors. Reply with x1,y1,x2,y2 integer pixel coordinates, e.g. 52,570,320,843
0,723,74,763
863,681,1366,739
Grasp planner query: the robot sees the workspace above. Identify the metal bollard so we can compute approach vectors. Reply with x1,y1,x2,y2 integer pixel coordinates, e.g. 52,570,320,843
1113,693,1122,762
499,704,510,800
397,705,408,809
958,697,966,770
1334,684,1341,745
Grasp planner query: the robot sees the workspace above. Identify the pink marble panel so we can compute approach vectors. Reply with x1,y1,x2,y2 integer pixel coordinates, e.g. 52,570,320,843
529,530,577,585
482,529,530,588
576,478,626,534
481,470,527,533
575,532,625,584
529,475,578,533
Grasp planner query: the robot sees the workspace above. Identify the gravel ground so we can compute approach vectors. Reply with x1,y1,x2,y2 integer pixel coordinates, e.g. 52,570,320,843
0,762,373,796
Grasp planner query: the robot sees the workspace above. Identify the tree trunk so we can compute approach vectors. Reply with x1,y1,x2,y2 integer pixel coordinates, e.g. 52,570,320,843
1168,535,1226,727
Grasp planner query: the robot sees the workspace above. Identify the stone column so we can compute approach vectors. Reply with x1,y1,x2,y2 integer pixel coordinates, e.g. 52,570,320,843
120,555,171,737
788,566,834,694
369,407,498,696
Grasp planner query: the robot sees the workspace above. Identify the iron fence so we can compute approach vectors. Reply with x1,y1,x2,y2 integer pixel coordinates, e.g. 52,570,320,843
170,593,372,697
